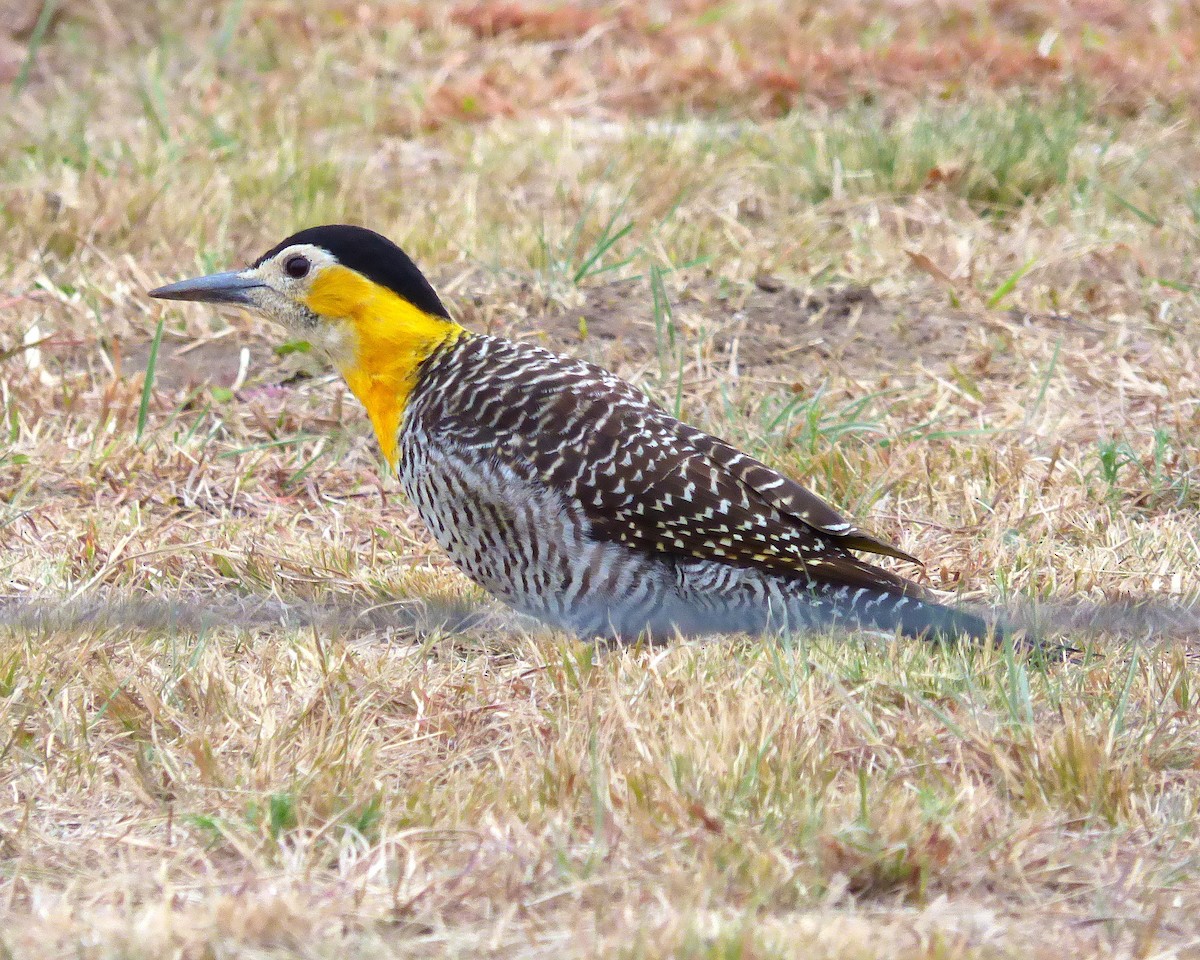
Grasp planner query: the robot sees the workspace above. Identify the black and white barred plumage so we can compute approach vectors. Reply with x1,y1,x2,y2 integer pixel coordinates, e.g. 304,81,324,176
149,224,992,641
399,334,990,641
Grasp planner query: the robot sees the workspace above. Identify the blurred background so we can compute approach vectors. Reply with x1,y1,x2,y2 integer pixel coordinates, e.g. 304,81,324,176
2,3,1200,956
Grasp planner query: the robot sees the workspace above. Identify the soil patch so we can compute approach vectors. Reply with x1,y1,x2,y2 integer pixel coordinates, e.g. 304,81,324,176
100,277,1107,397
483,277,1102,385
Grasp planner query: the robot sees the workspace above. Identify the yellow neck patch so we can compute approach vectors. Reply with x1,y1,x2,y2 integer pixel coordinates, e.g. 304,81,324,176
303,264,466,469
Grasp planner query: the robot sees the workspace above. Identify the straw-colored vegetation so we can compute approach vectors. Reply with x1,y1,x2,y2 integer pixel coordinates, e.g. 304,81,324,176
2,2,1200,956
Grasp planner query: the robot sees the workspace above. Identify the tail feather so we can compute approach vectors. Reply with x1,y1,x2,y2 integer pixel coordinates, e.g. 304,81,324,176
834,587,1000,641
804,553,1006,642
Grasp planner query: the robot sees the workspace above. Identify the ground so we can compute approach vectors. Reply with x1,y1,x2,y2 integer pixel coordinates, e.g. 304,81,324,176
1,1,1200,957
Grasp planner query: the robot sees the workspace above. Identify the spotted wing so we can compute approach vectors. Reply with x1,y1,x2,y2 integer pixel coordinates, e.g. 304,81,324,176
417,337,923,596
674,423,921,564
501,365,922,594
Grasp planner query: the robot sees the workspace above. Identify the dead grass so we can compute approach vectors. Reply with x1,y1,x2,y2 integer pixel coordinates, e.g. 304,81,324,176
2,2,1200,957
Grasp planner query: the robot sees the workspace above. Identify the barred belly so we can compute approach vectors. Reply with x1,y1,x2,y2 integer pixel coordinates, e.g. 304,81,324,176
397,433,852,640
397,433,670,637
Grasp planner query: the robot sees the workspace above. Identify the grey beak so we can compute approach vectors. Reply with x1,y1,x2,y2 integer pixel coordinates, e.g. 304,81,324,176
149,270,264,305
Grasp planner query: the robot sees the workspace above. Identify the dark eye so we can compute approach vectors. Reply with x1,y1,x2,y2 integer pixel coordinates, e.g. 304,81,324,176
284,255,310,279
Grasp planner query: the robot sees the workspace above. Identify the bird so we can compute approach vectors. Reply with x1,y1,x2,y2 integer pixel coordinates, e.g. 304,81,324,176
149,224,994,642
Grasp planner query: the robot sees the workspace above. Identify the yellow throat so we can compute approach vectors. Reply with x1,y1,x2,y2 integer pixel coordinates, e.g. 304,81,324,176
303,265,466,468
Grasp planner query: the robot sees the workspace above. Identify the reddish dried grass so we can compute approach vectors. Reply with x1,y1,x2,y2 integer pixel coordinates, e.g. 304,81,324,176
13,1,1200,129
390,0,1200,129
449,2,603,41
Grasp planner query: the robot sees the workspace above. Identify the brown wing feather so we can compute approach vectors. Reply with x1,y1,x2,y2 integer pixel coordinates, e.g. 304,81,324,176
676,424,922,565
507,377,922,589
426,337,923,594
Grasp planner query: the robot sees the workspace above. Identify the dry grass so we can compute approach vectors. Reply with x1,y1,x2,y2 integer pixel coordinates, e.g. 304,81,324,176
2,2,1200,957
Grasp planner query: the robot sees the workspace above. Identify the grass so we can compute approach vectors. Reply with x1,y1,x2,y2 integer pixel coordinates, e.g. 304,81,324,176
2,1,1200,956
747,95,1089,208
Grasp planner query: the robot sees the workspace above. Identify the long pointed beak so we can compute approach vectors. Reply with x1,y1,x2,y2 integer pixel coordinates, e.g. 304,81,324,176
149,270,265,305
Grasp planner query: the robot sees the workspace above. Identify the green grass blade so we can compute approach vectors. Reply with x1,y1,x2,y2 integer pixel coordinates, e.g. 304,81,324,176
1103,186,1163,227
987,257,1036,308
212,0,247,57
219,434,322,458
1024,339,1061,429
136,317,165,443
10,0,59,96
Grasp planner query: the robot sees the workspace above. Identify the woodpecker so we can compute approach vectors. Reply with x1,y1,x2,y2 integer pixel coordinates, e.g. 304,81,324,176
151,225,992,641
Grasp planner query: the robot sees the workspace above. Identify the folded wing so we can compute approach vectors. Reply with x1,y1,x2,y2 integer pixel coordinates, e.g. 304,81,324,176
500,374,927,599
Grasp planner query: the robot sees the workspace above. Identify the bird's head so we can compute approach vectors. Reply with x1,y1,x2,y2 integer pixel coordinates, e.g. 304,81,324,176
149,224,459,373
150,224,465,468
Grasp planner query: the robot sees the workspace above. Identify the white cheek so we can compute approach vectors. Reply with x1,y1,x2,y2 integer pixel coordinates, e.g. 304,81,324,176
311,323,357,367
